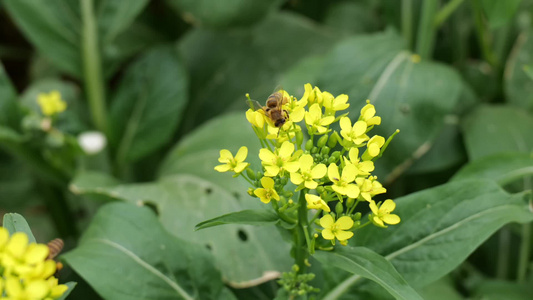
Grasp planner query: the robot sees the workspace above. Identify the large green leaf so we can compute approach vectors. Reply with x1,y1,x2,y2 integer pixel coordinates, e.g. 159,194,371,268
70,173,292,285
109,46,188,164
2,213,36,242
328,179,533,294
481,0,522,29
166,0,282,28
195,209,280,230
461,105,533,161
63,202,235,300
317,30,464,178
323,2,379,35
315,247,422,300
452,153,533,186
0,63,19,128
4,0,148,78
505,30,533,111
177,12,340,131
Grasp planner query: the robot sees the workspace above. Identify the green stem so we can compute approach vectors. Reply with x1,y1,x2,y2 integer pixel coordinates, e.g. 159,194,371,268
496,227,511,279
35,180,78,238
470,0,498,67
415,0,438,58
293,190,309,274
517,223,531,282
401,0,413,49
81,0,108,134
434,0,465,28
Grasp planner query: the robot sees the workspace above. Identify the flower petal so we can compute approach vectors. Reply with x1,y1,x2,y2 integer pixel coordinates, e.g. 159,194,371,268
320,214,334,228
369,200,379,214
304,180,318,189
334,230,354,241
234,146,248,162
299,154,314,171
264,165,280,176
339,117,351,132
328,163,340,182
290,172,304,185
219,149,233,162
311,164,327,179
341,163,357,183
284,161,300,173
353,120,368,136
348,148,359,163
382,214,401,225
380,199,396,213
346,184,360,199
261,177,275,189
278,141,295,158
259,148,276,163
214,164,231,172
322,229,335,240
373,216,385,227
336,216,354,230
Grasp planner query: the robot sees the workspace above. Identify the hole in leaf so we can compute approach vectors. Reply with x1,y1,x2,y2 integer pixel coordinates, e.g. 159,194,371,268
233,192,241,200
237,229,248,242
205,244,212,251
205,187,213,194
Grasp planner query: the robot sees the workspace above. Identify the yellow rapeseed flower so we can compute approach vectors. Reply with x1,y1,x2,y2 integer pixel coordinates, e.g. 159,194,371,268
359,101,381,126
369,199,401,227
320,215,354,243
305,104,334,134
339,117,369,146
355,176,386,201
362,135,385,160
259,141,300,176
214,146,250,173
254,177,280,204
328,163,359,198
323,92,349,116
290,154,327,189
37,91,67,116
344,148,374,176
305,194,330,212
246,108,266,129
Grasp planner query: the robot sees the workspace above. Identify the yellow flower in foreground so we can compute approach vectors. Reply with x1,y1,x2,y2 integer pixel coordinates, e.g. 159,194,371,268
323,92,349,116
305,103,334,134
344,148,374,176
37,91,67,116
320,215,354,242
290,154,327,189
328,163,359,198
360,101,381,126
355,176,386,201
254,177,280,204
214,146,250,173
246,108,266,129
339,117,369,145
305,194,330,212
285,95,307,122
369,199,401,227
362,135,385,160
259,141,299,176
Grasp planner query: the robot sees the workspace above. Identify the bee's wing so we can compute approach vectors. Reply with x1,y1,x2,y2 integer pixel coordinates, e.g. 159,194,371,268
247,99,264,111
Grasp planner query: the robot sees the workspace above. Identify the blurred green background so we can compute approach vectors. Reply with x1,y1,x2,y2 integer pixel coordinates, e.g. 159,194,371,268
1,0,533,299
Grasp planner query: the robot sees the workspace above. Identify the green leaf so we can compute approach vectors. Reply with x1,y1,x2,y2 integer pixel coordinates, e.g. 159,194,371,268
96,0,150,43
461,105,533,160
340,179,533,291
4,0,149,79
63,202,235,300
505,30,533,111
195,209,279,230
481,0,522,29
0,62,20,128
452,153,533,186
57,282,77,300
315,247,423,300
178,12,339,131
3,0,83,77
109,46,188,163
166,0,283,28
0,126,23,143
2,213,36,242
416,277,463,300
473,279,533,300
323,2,379,35
317,30,464,178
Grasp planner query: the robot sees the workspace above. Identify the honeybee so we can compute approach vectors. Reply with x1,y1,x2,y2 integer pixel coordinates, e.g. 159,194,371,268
47,238,64,272
248,90,289,127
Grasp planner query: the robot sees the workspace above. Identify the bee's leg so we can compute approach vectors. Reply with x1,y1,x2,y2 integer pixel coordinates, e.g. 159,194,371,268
283,110,289,120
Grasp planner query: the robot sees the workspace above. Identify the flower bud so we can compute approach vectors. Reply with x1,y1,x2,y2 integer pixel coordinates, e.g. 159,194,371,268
295,130,304,147
246,168,256,180
316,186,324,194
311,147,318,154
353,212,362,220
305,139,314,151
346,197,354,208
335,202,344,215
328,131,339,148
317,134,329,148
330,151,341,159
327,156,338,164
320,146,331,155
247,188,255,196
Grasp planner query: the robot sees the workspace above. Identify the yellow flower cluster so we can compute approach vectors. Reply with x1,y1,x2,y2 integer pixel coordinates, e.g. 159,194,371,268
215,83,400,246
0,228,67,300
37,91,67,117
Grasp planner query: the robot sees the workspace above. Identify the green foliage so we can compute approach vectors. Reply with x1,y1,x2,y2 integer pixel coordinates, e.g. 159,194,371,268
2,0,533,299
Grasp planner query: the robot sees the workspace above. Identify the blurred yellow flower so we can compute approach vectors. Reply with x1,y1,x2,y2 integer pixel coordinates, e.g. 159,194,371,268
328,163,359,198
362,135,385,160
254,177,280,204
339,117,369,145
359,101,381,126
259,141,299,176
344,148,374,176
305,194,330,212
290,154,327,189
305,104,334,134
37,91,66,116
323,92,349,116
356,176,386,202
